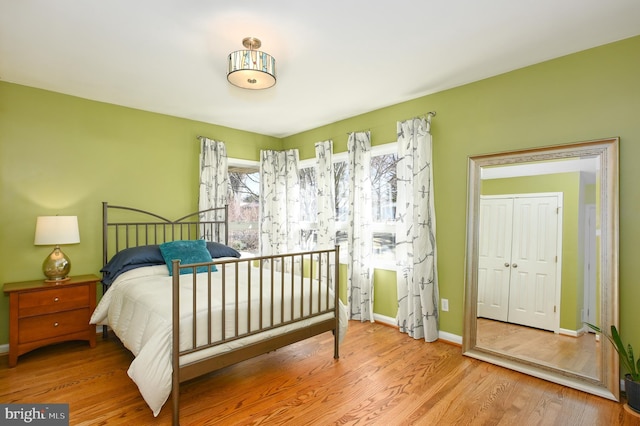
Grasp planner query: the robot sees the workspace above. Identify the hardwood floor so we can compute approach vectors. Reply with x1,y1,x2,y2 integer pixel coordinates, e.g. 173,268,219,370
0,321,636,425
477,318,599,378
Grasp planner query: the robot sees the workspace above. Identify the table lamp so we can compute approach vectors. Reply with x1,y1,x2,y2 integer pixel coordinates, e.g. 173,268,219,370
34,216,80,282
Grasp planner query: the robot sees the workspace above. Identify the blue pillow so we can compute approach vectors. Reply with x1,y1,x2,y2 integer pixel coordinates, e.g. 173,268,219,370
159,240,217,275
206,241,241,259
101,245,166,285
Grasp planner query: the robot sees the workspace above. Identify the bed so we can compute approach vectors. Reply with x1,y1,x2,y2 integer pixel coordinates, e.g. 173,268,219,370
90,202,348,424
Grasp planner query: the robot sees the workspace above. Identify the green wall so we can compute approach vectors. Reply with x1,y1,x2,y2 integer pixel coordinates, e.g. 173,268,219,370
2,35,640,355
283,35,640,347
0,83,281,344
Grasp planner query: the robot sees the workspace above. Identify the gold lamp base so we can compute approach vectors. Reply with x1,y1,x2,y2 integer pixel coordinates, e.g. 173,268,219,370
42,246,72,282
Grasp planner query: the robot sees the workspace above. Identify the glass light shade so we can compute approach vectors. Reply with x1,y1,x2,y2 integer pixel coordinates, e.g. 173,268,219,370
34,216,80,281
227,49,276,90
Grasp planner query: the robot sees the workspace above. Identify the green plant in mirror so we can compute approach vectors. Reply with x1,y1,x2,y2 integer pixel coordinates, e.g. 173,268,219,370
586,323,640,382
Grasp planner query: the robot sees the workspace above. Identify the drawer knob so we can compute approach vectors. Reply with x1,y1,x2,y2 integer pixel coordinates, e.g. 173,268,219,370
54,297,59,302
54,322,59,327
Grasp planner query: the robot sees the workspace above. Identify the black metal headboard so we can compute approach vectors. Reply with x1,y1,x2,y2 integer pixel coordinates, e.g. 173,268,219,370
102,202,228,267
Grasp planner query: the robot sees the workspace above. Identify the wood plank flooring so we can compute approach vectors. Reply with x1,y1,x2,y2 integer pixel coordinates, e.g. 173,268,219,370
477,318,599,379
0,321,636,425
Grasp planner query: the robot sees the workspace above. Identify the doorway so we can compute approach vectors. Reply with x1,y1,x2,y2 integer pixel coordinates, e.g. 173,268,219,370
477,193,563,332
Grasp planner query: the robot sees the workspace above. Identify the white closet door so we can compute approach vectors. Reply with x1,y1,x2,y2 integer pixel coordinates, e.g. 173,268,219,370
477,198,513,321
507,196,559,331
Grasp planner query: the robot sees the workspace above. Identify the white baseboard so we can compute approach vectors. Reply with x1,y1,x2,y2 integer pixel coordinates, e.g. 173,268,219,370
373,313,396,326
372,314,463,345
438,330,463,345
559,327,584,337
559,328,579,337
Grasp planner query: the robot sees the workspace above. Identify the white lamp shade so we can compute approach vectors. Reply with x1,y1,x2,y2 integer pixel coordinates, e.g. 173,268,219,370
34,216,80,245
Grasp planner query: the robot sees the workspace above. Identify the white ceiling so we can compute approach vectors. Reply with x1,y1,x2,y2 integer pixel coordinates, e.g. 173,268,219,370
2,1,639,138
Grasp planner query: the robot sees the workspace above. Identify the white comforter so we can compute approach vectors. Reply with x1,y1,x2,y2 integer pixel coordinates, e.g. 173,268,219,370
90,263,348,416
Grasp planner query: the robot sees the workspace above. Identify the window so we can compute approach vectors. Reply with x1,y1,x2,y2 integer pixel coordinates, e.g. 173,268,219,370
227,160,260,254
299,163,317,250
298,143,398,268
370,147,399,266
226,147,399,262
297,157,351,255
333,158,349,254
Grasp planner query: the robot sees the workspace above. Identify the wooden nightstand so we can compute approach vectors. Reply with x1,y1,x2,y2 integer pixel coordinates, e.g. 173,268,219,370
3,274,99,367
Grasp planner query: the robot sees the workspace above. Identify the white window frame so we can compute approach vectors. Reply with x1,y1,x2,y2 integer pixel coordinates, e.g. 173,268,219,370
227,158,260,254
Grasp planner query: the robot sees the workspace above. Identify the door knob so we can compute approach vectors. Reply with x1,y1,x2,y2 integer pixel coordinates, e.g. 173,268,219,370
504,263,510,267
512,263,518,268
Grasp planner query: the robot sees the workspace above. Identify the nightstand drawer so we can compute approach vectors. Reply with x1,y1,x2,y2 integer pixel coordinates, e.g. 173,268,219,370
18,285,90,317
19,308,91,343
4,274,99,366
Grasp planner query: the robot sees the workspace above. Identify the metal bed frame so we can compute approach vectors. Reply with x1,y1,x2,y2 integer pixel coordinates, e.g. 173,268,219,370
101,201,229,337
101,202,341,425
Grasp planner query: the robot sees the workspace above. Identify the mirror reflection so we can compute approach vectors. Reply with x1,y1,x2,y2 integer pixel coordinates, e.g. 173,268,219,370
463,138,619,401
476,156,600,379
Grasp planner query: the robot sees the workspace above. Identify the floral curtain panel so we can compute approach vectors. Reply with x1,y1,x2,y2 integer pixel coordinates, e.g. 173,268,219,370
396,117,439,342
259,149,301,256
198,137,228,242
347,131,374,322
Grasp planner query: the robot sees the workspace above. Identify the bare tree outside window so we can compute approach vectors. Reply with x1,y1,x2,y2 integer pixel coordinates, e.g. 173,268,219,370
331,152,399,263
227,166,260,253
299,167,316,223
370,153,399,263
299,166,317,249
371,154,399,222
227,150,399,259
334,161,349,222
297,161,350,251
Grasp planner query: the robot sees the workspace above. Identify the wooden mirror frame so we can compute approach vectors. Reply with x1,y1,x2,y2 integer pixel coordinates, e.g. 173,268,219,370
462,137,620,401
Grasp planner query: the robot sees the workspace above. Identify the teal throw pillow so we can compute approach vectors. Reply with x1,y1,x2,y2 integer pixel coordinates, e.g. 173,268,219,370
159,240,218,275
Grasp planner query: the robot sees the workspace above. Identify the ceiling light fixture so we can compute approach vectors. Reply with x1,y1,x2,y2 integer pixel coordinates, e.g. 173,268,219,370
227,37,276,90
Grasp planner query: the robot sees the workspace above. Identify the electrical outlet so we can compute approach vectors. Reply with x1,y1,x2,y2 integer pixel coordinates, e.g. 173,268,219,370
441,298,449,312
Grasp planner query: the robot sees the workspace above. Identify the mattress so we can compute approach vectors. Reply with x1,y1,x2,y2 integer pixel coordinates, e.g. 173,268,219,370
90,262,348,416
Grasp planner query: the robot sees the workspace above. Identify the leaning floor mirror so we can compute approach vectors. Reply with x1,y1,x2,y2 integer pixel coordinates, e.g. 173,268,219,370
462,137,620,400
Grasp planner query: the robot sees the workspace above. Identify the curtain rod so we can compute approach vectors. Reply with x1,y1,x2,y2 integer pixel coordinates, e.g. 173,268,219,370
346,129,371,136
198,112,436,140
347,112,437,134
400,111,437,122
